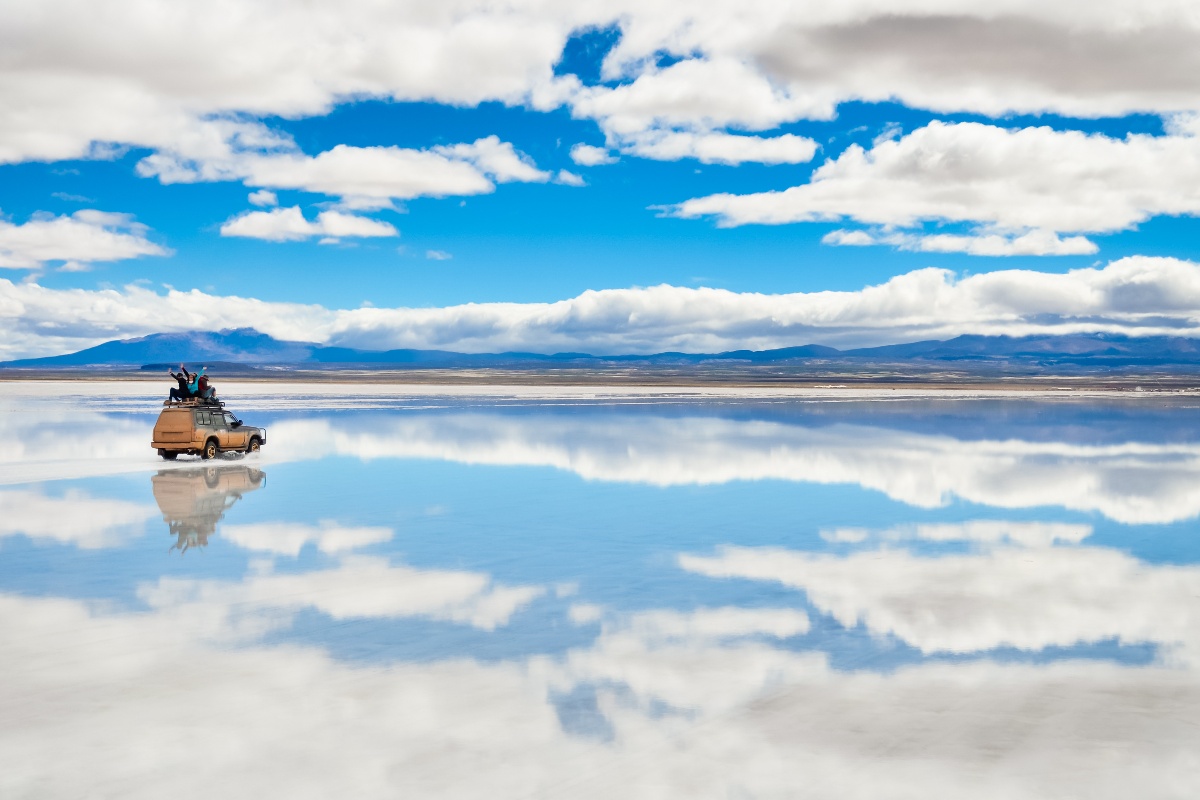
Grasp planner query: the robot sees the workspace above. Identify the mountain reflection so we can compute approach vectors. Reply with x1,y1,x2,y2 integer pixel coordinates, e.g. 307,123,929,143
151,465,266,552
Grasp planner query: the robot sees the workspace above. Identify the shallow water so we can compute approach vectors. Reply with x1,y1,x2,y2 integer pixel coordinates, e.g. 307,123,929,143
2,381,1199,798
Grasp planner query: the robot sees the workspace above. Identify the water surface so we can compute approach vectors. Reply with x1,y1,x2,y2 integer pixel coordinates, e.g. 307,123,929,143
2,381,1199,798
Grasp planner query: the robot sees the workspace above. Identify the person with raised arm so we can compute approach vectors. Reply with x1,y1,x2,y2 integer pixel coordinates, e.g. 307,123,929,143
167,364,193,402
196,366,216,402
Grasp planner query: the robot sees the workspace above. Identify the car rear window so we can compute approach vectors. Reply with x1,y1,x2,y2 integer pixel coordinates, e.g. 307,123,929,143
194,411,212,426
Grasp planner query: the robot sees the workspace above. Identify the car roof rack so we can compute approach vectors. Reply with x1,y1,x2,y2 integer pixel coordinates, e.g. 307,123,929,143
162,397,225,408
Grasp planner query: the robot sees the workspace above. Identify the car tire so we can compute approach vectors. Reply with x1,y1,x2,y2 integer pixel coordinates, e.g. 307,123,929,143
246,437,261,454
202,439,219,460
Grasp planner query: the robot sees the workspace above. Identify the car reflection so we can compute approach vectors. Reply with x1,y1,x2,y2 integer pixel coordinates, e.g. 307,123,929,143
151,465,267,552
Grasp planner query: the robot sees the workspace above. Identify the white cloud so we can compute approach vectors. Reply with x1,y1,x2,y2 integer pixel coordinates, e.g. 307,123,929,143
6,1,1200,195
822,228,1099,257
569,143,616,166
15,255,1200,358
247,189,277,206
221,521,393,557
425,249,452,260
622,130,818,165
555,169,585,186
599,3,1200,121
0,3,588,165
0,209,168,270
572,57,829,136
139,135,549,206
219,206,397,242
432,136,550,183
9,0,1200,258
675,122,1200,244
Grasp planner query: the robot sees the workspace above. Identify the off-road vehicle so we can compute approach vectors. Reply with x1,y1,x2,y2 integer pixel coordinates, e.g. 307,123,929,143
151,400,267,460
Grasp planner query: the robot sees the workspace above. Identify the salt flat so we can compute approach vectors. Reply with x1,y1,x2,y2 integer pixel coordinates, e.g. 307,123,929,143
1,380,1198,798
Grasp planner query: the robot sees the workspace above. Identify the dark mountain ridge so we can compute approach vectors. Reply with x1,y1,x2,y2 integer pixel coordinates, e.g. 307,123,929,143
5,328,1200,370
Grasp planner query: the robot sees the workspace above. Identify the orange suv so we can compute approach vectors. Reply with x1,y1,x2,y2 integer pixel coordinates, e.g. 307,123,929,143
151,402,267,460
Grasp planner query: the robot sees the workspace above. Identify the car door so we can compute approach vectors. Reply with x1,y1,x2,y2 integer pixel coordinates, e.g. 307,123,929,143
220,411,248,450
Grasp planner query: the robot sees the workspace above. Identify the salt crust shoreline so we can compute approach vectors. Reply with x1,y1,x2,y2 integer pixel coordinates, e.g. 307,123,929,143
1,377,1199,403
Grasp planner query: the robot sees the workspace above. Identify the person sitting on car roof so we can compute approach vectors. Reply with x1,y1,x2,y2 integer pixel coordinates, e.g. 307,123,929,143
196,367,216,401
168,364,193,401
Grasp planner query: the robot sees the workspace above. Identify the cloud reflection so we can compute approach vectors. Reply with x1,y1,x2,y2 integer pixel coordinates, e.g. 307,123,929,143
0,486,153,548
222,521,392,556
2,590,1197,799
267,413,1200,524
681,543,1200,660
140,555,545,633
4,395,1200,524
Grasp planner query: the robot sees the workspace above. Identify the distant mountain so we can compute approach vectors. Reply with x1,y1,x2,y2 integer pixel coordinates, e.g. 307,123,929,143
843,333,1200,364
5,328,1200,370
0,329,316,367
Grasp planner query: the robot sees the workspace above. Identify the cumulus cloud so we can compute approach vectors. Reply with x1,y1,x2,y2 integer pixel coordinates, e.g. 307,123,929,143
247,189,277,206
143,136,549,204
0,209,168,270
822,228,1099,257
599,3,1200,121
555,169,585,186
676,122,1200,249
12,255,1200,358
8,0,1200,259
572,57,829,136
425,249,452,260
7,2,1200,183
569,143,616,166
219,207,398,242
0,2,588,165
622,130,818,165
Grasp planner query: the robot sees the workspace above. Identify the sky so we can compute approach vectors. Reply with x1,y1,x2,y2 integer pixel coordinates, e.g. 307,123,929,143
5,1,1200,357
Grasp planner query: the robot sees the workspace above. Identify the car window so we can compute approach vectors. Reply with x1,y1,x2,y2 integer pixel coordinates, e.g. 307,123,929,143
194,411,211,426
223,412,236,426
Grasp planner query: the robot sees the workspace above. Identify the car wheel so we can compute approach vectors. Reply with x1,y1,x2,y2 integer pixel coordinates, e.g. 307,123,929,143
202,439,219,460
161,451,178,461
246,437,261,454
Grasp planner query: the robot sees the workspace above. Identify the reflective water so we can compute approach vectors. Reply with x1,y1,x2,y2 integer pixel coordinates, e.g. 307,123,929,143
2,381,1199,798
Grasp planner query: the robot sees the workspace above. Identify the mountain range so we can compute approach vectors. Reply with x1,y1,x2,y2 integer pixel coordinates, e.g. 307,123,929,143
5,328,1200,370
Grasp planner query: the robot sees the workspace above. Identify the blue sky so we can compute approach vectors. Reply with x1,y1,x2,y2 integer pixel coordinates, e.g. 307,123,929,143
5,2,1200,357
